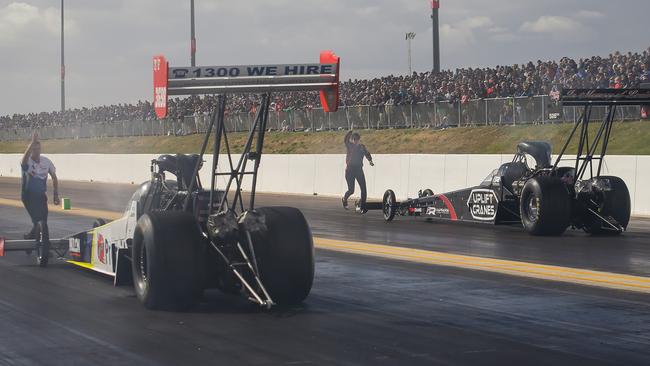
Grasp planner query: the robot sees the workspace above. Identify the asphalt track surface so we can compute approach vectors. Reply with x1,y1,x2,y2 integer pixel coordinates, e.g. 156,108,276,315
1,177,650,365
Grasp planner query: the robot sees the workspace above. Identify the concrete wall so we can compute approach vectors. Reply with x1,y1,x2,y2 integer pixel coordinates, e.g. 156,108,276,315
1,153,649,216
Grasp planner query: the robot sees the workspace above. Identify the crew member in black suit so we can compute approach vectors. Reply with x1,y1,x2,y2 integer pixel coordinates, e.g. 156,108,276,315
342,131,373,213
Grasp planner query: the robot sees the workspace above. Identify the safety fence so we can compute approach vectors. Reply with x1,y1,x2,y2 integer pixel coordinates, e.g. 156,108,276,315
0,95,643,141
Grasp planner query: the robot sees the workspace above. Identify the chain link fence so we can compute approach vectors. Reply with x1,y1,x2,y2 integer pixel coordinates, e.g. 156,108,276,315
0,95,644,141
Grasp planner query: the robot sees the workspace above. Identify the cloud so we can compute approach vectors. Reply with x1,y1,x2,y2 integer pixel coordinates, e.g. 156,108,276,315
577,10,604,19
441,16,498,47
441,15,515,49
460,16,493,29
1,0,650,115
490,33,517,42
0,2,77,45
520,15,583,34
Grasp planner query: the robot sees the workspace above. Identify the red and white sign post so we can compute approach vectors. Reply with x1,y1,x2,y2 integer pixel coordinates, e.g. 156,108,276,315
153,55,169,118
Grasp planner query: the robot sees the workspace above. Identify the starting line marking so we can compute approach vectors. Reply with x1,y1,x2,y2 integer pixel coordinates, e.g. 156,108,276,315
1,197,649,294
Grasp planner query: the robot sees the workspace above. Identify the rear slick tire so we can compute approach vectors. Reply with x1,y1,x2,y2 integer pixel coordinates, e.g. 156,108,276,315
252,207,314,306
132,211,204,311
520,176,571,236
583,176,630,235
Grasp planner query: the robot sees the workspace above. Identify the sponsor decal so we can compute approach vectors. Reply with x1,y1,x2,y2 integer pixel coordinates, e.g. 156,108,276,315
426,207,450,216
548,112,561,120
438,194,458,220
97,234,111,265
70,238,81,258
169,64,336,79
467,189,498,221
97,234,106,264
153,55,168,118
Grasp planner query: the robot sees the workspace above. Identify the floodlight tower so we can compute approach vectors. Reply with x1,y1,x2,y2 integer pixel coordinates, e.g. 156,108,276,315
430,0,440,73
60,0,65,111
190,0,196,66
406,32,416,75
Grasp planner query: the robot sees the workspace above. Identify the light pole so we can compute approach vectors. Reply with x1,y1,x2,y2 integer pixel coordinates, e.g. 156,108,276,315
430,0,440,73
190,0,196,66
406,32,416,75
60,0,65,111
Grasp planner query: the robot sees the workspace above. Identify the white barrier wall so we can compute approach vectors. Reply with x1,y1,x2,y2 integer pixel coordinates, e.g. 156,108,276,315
1,153,649,216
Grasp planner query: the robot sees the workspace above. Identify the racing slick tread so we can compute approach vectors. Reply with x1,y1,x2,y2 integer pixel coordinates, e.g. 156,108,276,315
584,176,631,235
132,211,204,310
252,207,314,306
520,176,571,236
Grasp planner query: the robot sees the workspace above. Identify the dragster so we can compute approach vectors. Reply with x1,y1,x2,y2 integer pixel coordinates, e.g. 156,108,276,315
370,88,650,236
1,51,341,310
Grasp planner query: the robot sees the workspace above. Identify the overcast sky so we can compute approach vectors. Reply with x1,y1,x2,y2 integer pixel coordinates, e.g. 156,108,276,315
1,0,648,115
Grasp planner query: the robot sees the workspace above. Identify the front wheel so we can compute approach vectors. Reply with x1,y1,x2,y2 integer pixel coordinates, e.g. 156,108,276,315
92,218,108,228
383,190,397,221
520,176,571,236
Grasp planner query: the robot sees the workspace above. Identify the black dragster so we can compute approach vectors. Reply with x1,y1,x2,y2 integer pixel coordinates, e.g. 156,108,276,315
374,88,650,236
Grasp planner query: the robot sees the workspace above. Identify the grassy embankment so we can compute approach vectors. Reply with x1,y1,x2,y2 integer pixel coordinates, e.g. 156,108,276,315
1,121,649,155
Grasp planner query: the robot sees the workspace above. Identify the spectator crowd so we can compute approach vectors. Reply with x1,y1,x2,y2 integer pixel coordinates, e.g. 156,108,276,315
2,47,649,131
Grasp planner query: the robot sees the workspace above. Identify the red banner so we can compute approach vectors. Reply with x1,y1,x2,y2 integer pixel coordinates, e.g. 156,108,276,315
153,55,168,119
430,0,440,9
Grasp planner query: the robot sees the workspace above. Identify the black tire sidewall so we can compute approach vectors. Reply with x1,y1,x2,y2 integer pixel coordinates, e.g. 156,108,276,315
584,176,631,234
131,211,204,310
520,179,540,232
253,207,314,306
520,176,571,236
383,190,396,221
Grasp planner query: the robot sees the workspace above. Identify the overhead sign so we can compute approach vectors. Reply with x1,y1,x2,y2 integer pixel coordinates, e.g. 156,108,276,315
152,51,341,117
467,189,498,221
153,55,168,118
169,64,337,79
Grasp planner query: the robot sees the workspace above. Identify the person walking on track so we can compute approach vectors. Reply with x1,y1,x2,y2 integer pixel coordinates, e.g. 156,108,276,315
342,131,374,213
21,132,59,241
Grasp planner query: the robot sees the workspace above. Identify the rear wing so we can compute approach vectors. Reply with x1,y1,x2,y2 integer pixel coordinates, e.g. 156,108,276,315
153,51,340,118
561,88,650,106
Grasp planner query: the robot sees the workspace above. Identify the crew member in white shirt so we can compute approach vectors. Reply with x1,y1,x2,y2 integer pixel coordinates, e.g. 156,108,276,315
21,133,60,241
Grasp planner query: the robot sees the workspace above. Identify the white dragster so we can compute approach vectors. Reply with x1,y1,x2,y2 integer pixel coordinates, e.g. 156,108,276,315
1,51,341,310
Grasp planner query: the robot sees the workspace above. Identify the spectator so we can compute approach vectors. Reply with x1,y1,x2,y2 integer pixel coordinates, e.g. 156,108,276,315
1,47,648,131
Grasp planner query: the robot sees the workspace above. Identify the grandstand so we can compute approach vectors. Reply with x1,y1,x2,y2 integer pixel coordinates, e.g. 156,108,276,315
1,47,648,140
